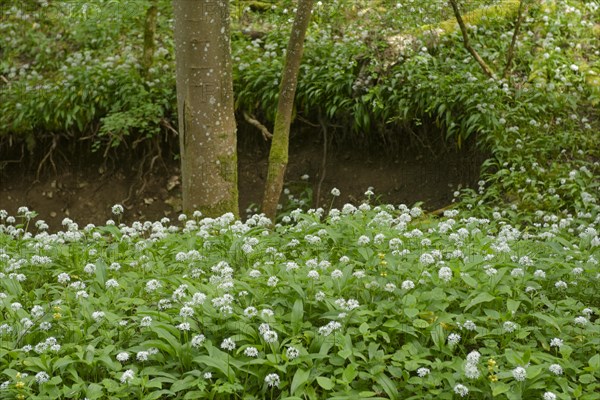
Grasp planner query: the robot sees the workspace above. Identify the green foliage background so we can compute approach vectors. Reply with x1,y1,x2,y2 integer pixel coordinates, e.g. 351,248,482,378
0,0,599,211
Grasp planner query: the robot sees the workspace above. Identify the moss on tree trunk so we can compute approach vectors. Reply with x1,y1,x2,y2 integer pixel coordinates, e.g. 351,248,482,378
262,0,314,221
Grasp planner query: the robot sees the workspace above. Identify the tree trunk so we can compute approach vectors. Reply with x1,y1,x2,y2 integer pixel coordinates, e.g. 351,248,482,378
262,0,314,221
448,0,496,79
502,0,525,80
172,0,239,217
141,0,158,78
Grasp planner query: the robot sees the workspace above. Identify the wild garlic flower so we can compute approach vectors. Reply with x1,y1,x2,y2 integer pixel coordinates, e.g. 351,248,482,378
543,392,557,400
244,347,259,357
401,280,415,290
179,306,194,318
120,369,134,384
105,279,119,288
464,363,480,379
512,366,527,381
91,311,105,322
550,338,563,348
177,322,191,331
286,346,299,360
264,373,280,387
548,364,563,375
447,333,461,346
145,279,162,292
318,321,342,336
191,334,205,348
267,276,279,287
35,371,49,384
453,384,469,397
221,337,236,351
462,320,477,331
111,204,124,215
466,350,481,364
438,267,453,282
263,330,278,343
136,351,149,361
503,321,518,333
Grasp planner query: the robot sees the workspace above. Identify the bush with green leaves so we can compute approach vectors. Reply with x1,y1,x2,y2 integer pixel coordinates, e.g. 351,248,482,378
0,0,176,153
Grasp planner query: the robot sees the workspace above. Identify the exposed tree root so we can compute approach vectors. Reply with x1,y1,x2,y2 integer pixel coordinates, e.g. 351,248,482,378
36,136,58,181
243,111,273,140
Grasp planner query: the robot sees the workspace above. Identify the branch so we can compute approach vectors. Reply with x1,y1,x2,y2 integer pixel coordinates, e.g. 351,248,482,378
502,0,525,80
243,111,273,140
448,0,496,79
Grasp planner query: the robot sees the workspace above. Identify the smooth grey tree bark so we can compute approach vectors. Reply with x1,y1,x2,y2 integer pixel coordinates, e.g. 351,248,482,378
172,0,239,217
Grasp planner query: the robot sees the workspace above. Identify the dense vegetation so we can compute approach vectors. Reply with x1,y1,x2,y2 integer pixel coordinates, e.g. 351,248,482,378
1,192,599,399
0,0,599,399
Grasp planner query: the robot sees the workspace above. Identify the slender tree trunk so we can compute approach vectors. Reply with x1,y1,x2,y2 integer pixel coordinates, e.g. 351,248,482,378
448,0,496,79
262,0,314,221
503,0,525,79
141,0,158,78
172,0,239,217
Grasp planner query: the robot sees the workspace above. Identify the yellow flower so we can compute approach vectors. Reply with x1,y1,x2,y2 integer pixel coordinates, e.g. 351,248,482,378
488,358,497,371
380,260,388,266
15,373,21,379
378,253,385,259
17,395,25,400
15,381,25,389
53,313,62,319
380,272,387,277
488,374,498,382
53,306,61,312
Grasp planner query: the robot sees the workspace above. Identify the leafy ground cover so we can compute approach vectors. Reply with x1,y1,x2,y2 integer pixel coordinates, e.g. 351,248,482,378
1,186,599,399
1,1,599,397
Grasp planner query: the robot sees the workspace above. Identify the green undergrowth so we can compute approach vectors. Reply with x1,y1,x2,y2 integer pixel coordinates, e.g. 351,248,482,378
1,0,599,214
0,181,599,399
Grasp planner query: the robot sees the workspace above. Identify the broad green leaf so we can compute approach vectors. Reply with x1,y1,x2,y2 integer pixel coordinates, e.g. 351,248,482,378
413,319,429,329
579,374,596,384
184,391,207,399
507,299,520,314
291,299,304,335
373,372,399,399
85,383,103,400
504,348,522,365
290,368,311,395
316,376,335,390
492,382,511,396
151,324,181,357
359,322,370,335
343,364,358,383
532,312,561,332
589,354,600,371
460,274,478,288
402,294,417,307
404,308,419,319
338,348,352,359
193,354,233,380
464,292,496,311
144,389,174,399
170,376,197,393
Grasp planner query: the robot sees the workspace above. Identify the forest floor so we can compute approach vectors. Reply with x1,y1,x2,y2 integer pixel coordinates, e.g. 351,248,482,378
0,129,484,231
